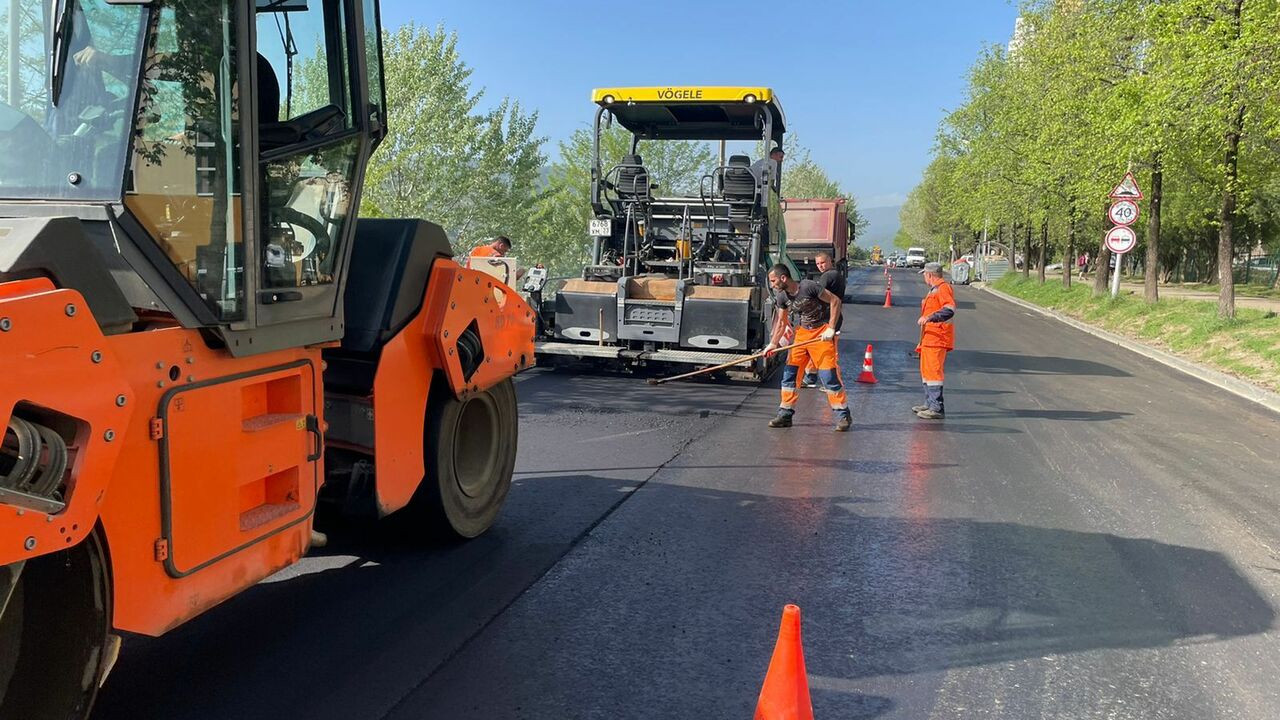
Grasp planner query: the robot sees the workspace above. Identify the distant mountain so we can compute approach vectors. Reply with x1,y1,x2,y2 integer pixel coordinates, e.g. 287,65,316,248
856,205,901,249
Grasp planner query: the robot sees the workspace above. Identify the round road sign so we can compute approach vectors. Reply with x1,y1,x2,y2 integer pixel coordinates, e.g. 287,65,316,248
1108,200,1139,226
1105,226,1137,255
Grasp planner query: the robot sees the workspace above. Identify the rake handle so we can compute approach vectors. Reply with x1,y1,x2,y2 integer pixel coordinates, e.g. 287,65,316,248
647,336,831,385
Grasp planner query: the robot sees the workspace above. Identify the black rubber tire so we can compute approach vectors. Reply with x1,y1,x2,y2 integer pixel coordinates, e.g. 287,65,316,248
0,570,22,709
414,378,518,538
0,535,110,720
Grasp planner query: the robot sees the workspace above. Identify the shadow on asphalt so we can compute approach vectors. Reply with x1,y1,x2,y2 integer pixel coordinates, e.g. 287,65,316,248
516,368,764,418
93,474,1275,720
950,408,1132,422
951,350,1132,377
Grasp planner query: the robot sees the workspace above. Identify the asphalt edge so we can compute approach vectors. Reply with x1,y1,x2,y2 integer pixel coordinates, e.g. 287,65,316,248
976,283,1280,417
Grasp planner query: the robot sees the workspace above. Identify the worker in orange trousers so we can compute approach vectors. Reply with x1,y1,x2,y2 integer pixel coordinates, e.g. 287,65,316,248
764,263,850,432
914,261,956,419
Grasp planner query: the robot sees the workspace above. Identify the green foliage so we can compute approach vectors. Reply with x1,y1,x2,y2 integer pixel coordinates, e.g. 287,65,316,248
361,23,546,254
905,0,1280,317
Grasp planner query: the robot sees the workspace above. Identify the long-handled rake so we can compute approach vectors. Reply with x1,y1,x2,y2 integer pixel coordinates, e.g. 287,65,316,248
646,336,831,385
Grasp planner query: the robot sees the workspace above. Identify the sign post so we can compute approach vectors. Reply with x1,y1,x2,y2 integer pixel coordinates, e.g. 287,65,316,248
1106,173,1143,298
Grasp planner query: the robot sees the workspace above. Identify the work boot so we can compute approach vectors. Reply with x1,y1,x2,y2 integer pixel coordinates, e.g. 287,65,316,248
834,414,851,432
911,405,929,413
801,373,818,388
768,411,793,428
915,409,944,420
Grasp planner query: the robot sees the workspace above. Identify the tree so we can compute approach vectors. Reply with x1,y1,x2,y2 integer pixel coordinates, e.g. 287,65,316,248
901,0,1280,313
778,142,868,237
360,24,545,253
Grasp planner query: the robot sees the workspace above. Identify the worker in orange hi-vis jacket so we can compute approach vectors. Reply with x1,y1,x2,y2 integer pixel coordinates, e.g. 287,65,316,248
914,261,956,420
763,263,850,432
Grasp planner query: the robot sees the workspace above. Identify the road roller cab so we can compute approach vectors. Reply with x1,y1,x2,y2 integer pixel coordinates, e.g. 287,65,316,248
0,2,533,718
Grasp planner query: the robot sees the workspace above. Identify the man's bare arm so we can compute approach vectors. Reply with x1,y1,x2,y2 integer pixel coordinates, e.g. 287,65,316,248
818,288,841,329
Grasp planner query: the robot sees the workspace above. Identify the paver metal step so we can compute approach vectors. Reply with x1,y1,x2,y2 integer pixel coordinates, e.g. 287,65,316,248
535,341,757,367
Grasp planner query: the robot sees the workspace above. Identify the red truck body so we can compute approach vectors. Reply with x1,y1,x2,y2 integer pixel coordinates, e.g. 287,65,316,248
783,198,852,280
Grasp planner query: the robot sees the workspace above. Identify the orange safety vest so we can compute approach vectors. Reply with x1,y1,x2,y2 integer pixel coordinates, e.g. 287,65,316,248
919,280,955,350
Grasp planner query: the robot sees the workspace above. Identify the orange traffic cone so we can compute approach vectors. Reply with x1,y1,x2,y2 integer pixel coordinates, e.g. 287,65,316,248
754,605,813,720
883,281,892,308
856,344,878,384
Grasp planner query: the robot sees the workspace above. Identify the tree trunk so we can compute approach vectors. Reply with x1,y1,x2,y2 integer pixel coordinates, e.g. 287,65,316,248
1144,154,1162,303
1018,222,1028,279
1218,103,1245,319
1037,219,1048,283
1216,0,1246,319
1094,200,1111,296
1023,223,1032,279
1064,212,1074,289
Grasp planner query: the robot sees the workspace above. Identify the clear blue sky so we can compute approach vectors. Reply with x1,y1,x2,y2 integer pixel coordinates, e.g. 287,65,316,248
378,1,1020,210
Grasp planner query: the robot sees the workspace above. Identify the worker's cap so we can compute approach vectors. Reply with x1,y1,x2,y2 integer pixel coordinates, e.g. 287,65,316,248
923,261,943,273
770,146,785,156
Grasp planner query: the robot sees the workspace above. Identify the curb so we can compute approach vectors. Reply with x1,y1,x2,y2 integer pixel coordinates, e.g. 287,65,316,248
978,285,1280,417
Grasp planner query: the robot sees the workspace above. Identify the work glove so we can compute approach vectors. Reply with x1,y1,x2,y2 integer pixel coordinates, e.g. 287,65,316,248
820,327,837,342
764,342,778,356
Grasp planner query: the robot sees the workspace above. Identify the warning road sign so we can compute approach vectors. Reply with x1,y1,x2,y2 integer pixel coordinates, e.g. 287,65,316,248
1109,172,1143,200
1108,200,1140,226
1105,226,1137,255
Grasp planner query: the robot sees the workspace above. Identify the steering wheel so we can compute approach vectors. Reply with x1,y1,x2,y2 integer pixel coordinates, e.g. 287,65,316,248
275,206,330,260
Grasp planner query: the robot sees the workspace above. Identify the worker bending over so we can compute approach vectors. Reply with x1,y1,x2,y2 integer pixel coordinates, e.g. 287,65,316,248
765,264,851,432
470,235,512,258
914,261,956,420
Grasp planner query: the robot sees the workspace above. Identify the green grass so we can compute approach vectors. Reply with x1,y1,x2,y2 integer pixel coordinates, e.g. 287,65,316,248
993,274,1280,392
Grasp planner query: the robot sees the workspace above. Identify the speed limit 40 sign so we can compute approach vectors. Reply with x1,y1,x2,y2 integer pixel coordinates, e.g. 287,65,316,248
1108,200,1139,226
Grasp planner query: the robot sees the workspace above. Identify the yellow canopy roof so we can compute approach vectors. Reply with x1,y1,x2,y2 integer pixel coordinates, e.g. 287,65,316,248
591,86,775,104
590,86,785,142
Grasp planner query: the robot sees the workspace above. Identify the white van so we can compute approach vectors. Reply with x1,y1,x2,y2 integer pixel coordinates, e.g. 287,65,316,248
906,247,927,268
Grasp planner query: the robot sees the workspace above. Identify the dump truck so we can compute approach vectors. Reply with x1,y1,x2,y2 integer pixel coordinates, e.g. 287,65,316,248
534,86,794,381
0,2,534,718
783,198,854,284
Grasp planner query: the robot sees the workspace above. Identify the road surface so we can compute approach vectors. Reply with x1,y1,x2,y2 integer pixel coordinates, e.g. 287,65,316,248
94,267,1280,719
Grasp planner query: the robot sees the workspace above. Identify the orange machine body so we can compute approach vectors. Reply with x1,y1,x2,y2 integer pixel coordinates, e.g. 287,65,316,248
0,259,533,636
